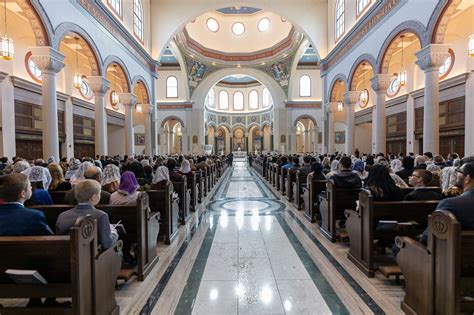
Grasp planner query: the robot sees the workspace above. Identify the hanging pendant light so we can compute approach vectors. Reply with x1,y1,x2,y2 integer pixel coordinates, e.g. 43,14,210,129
469,34,474,57
359,62,369,105
0,0,14,60
73,37,82,89
337,101,344,112
397,35,407,87
135,103,143,113
111,65,120,106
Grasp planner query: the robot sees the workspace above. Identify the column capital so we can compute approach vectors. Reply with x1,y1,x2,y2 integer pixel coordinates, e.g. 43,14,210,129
344,91,360,105
370,74,393,93
415,44,451,72
29,46,65,73
119,93,137,106
0,72,8,82
88,76,110,96
140,103,153,115
325,102,338,114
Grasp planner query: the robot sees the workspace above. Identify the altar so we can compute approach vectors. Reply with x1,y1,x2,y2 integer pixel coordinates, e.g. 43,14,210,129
232,150,247,160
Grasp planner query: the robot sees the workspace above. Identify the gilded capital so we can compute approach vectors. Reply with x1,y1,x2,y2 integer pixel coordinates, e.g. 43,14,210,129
29,46,65,73
119,93,137,106
370,74,393,93
415,44,451,72
88,76,110,95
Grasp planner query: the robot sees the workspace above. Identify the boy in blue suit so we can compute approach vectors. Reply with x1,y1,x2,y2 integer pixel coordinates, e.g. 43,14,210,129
0,173,53,236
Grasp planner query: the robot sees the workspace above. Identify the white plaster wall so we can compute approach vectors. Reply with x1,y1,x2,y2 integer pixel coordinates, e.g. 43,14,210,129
107,124,125,156
355,123,372,154
289,69,322,101
334,121,346,153
212,84,270,112
156,70,188,101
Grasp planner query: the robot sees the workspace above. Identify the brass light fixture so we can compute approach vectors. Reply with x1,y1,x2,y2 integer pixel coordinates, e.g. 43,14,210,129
111,65,120,106
135,103,143,113
73,37,82,89
359,62,369,105
469,34,474,57
0,0,14,60
337,101,344,112
397,35,407,87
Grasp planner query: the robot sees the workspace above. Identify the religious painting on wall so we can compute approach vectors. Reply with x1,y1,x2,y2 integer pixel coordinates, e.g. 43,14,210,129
188,61,207,86
281,135,286,143
270,62,289,86
335,131,345,144
135,134,146,145
192,135,198,144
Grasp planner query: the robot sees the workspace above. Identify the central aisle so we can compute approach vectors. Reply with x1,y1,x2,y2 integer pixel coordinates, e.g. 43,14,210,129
174,162,347,314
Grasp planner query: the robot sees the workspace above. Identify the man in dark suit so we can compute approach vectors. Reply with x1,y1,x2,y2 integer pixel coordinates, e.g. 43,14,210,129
298,156,312,178
56,179,118,249
420,162,474,244
404,170,442,201
329,156,362,188
396,156,415,181
65,166,110,205
0,173,53,236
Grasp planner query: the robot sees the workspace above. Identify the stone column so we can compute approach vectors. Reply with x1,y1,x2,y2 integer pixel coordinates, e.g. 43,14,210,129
181,127,188,154
370,74,393,154
344,91,359,155
119,93,136,156
88,76,110,157
142,103,153,156
327,102,337,154
415,44,450,155
291,127,297,153
30,46,65,161
158,127,165,154
0,72,16,158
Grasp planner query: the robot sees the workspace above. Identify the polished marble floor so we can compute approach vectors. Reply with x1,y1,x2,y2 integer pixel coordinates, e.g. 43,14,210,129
117,161,405,315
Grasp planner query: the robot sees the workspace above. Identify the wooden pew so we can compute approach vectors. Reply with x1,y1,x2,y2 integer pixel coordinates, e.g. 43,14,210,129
292,170,306,210
172,175,191,224
201,167,209,196
186,172,198,212
195,169,204,203
285,168,298,202
319,180,361,242
396,210,474,315
279,168,287,194
49,190,67,204
272,165,278,188
345,189,439,277
0,216,121,315
31,193,159,282
148,183,180,245
303,176,327,223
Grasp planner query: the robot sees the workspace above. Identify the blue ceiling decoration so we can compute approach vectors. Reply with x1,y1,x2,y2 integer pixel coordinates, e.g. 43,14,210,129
298,45,319,65
216,6,261,15
219,75,258,85
159,47,179,65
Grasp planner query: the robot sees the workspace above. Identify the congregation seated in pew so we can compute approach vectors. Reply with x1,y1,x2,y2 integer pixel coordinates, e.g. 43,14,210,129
404,169,442,201
109,171,140,206
65,165,111,204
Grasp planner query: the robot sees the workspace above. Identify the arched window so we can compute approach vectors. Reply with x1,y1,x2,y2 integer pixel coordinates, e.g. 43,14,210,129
166,76,178,98
207,88,215,107
299,75,311,97
219,91,229,110
263,88,272,108
335,0,345,40
233,91,244,111
107,0,122,16
356,0,370,17
249,90,259,109
133,0,144,42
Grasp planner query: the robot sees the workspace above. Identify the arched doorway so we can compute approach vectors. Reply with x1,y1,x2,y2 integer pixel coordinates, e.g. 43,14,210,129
232,128,245,152
294,117,316,154
163,119,183,155
216,125,230,155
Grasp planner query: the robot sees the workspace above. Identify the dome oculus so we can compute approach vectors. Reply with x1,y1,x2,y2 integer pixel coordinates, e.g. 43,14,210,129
258,18,270,32
232,22,245,36
207,18,219,32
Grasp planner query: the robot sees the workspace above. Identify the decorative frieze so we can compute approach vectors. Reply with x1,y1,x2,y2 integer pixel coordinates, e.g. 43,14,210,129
415,44,451,72
29,46,65,74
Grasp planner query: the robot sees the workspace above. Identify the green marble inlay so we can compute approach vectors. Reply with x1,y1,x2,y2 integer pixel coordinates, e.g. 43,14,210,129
275,214,350,315
174,214,219,315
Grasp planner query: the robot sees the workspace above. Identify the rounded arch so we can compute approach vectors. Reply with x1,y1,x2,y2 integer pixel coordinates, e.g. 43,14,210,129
427,0,462,44
262,122,272,129
217,123,232,132
18,0,53,46
376,21,427,74
132,75,151,104
53,23,103,76
348,54,377,91
160,116,185,128
103,55,132,93
191,67,286,111
206,121,217,130
231,124,247,133
247,123,261,132
328,74,348,102
293,115,317,127
151,2,327,61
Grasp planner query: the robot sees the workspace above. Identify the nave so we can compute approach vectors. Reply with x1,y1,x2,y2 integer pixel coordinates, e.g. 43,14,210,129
116,160,404,314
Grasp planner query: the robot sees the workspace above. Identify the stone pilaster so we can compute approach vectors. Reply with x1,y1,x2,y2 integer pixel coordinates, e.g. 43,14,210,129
370,74,393,154
119,93,137,156
30,46,65,160
344,91,360,155
326,102,338,154
415,44,451,154
89,76,110,156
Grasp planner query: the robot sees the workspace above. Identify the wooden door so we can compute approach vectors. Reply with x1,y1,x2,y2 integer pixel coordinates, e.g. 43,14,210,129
15,140,42,160
74,143,95,159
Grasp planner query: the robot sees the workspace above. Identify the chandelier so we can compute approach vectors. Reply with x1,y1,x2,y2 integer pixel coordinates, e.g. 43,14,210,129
337,101,344,112
397,35,407,87
73,37,82,89
359,62,369,106
0,0,14,60
111,65,120,106
135,103,143,113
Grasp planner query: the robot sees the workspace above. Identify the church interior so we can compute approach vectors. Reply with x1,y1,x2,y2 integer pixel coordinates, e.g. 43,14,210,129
0,0,473,314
